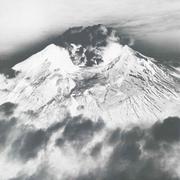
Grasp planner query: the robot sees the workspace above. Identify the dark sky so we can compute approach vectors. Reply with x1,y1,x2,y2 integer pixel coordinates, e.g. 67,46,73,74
0,0,180,68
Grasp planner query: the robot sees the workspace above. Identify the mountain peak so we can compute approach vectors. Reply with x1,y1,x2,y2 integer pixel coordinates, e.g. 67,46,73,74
13,44,78,75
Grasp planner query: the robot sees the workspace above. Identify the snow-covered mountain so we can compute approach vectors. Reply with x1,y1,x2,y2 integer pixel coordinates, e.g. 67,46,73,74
0,25,180,180
0,27,179,128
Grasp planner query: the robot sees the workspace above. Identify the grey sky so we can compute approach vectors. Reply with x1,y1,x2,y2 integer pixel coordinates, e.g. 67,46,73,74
0,0,180,66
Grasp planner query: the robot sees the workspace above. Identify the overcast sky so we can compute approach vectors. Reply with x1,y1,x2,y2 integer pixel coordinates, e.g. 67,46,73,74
0,0,180,67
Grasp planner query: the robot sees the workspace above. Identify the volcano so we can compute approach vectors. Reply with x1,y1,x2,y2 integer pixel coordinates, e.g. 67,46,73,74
0,25,180,180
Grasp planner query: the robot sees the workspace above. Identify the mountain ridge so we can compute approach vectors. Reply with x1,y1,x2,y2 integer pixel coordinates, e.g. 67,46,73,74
0,39,179,129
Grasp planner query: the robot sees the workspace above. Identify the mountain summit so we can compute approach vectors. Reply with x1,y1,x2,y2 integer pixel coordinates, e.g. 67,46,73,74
0,25,180,179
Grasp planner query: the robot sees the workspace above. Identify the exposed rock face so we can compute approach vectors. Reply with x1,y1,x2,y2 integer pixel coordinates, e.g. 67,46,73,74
55,24,120,66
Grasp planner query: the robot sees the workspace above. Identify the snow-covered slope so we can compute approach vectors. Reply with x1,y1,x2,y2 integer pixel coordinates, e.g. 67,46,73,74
0,42,179,129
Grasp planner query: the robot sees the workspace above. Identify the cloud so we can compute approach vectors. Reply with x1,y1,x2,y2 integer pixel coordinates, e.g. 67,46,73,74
0,118,16,148
74,117,180,180
8,115,105,180
0,102,17,116
144,117,180,152
107,128,121,145
8,114,104,163
26,167,56,180
10,166,56,180
0,102,17,150
90,142,103,157
4,115,180,180
8,115,67,162
9,129,48,162
56,115,104,148
47,119,67,134
151,117,180,143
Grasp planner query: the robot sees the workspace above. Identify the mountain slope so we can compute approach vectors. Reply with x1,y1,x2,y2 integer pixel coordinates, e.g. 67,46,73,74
0,42,179,129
